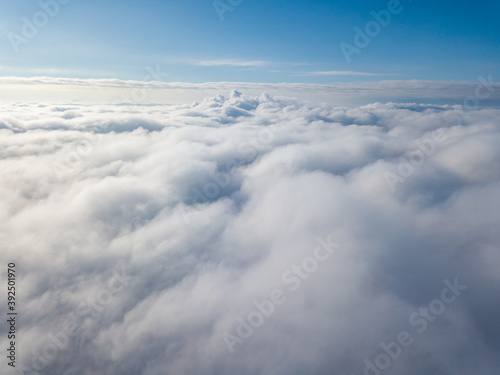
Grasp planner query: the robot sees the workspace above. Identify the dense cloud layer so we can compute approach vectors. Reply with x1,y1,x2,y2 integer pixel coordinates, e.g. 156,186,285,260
1,91,500,375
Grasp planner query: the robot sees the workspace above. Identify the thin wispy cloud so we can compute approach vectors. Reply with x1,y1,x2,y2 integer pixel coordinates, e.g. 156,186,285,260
304,70,400,76
0,65,118,78
192,59,270,67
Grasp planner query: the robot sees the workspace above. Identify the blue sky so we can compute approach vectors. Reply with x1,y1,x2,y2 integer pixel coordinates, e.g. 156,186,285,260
0,0,499,83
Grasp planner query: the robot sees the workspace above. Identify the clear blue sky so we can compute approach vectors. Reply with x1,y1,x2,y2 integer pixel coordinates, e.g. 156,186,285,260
0,0,498,83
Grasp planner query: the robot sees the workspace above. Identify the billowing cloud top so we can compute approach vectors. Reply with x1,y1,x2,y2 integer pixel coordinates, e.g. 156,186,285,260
1,90,500,375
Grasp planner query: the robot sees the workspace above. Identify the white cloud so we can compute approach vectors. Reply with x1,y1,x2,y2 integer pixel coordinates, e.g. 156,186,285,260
1,76,498,106
303,70,399,76
1,90,500,375
192,59,270,67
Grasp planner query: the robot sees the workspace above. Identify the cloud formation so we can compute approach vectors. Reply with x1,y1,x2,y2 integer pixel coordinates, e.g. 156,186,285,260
192,59,270,67
1,91,500,375
1,76,499,106
303,71,399,76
